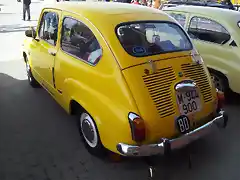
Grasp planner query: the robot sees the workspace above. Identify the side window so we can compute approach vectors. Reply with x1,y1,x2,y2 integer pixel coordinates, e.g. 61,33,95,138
61,17,102,65
188,16,230,45
168,12,186,28
38,11,59,46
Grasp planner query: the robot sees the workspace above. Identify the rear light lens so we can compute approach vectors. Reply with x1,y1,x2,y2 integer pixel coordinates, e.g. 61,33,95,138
128,112,146,143
216,88,225,110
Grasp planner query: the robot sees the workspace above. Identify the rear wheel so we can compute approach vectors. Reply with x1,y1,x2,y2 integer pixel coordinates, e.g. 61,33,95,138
25,58,40,88
77,110,106,156
209,70,228,93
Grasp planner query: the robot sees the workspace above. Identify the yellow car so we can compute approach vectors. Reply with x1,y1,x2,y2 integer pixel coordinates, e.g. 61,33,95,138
163,6,240,94
23,2,228,157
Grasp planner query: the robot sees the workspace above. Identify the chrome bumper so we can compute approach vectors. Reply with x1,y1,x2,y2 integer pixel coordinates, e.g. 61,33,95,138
117,110,228,157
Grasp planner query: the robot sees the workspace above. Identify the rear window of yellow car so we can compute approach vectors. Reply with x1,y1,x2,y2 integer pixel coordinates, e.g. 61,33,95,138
115,21,193,57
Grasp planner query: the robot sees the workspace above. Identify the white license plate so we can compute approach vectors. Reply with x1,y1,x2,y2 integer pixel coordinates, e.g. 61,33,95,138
176,89,201,115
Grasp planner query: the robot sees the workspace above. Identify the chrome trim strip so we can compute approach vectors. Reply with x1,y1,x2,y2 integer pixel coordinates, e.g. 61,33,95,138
128,112,139,121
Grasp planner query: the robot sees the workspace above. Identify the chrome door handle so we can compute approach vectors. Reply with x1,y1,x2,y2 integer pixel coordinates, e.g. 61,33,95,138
48,49,57,56
49,52,56,56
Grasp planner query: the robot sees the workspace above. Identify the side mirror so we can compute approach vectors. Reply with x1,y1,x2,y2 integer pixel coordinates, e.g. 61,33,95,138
25,28,36,38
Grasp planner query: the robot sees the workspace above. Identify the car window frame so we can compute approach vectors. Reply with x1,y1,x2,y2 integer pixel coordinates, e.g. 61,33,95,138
37,9,60,47
188,15,231,45
167,11,188,29
115,20,193,58
60,16,103,67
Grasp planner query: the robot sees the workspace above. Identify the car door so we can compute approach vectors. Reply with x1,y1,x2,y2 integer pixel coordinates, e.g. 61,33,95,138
54,14,103,97
33,9,61,92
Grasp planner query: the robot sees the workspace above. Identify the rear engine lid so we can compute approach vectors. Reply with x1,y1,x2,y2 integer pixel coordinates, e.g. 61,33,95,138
122,54,215,142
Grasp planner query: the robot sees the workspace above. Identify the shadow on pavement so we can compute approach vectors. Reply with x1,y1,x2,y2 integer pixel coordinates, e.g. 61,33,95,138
0,71,238,180
0,72,206,180
109,138,223,180
0,72,81,180
226,91,240,105
0,72,25,88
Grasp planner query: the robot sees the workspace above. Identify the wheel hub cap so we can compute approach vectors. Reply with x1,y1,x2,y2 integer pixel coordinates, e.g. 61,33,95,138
80,113,98,148
82,119,94,143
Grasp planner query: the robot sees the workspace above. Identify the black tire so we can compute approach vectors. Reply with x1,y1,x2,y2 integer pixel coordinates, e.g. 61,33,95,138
25,58,40,88
76,110,106,156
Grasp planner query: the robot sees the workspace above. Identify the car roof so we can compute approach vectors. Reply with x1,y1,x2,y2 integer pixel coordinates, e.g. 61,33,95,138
164,5,240,21
44,2,168,19
43,2,175,42
166,0,231,8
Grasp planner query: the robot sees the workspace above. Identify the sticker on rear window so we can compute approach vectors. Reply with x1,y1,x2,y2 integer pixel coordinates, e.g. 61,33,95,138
132,46,146,55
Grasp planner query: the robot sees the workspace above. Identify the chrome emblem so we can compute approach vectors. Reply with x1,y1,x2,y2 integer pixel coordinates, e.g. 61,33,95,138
174,80,197,92
149,60,157,74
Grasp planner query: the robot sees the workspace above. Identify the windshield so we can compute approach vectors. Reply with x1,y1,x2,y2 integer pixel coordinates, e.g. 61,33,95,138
116,21,193,57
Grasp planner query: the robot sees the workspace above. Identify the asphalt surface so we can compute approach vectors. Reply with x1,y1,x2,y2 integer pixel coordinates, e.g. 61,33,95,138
1,1,240,180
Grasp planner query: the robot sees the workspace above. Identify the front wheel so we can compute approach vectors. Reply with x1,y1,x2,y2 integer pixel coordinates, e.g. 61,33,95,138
77,111,106,156
25,59,40,88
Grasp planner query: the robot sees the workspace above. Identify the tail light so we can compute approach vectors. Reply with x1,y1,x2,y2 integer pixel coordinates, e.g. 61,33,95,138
216,88,225,110
128,112,146,142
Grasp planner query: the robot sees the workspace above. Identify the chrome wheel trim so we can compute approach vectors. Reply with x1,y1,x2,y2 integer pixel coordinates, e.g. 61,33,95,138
80,112,98,148
211,74,224,92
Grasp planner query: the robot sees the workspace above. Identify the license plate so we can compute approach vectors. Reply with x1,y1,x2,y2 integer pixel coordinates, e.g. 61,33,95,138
176,115,190,134
176,89,201,115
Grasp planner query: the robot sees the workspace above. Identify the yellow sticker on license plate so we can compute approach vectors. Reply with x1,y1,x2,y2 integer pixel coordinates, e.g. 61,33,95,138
176,89,201,115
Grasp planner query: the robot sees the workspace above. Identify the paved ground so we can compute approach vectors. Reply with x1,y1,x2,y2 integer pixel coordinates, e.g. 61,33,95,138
1,1,240,180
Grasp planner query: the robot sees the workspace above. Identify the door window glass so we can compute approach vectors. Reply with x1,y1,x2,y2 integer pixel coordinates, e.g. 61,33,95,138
188,16,230,44
38,11,59,46
61,17,102,65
